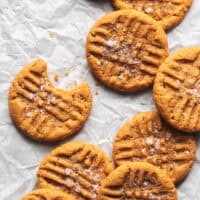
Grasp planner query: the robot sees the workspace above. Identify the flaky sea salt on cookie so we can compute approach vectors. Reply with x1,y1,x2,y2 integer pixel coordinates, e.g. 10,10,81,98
9,59,92,142
86,10,168,93
113,111,196,183
113,0,193,30
37,141,114,200
154,47,200,132
97,162,177,200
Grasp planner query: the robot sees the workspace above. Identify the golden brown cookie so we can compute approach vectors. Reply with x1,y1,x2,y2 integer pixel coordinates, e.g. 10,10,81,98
86,10,168,93
9,59,92,142
97,162,177,200
21,188,76,200
154,47,200,132
113,0,193,30
113,111,196,183
37,141,114,200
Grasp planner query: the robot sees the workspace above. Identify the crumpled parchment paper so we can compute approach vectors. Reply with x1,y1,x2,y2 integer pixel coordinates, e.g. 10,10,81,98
0,0,200,199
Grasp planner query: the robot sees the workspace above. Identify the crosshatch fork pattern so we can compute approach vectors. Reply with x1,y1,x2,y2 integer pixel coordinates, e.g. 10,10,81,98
113,0,192,30
37,142,114,200
9,59,92,142
98,162,177,200
113,111,196,183
116,0,184,19
87,10,168,92
154,47,200,132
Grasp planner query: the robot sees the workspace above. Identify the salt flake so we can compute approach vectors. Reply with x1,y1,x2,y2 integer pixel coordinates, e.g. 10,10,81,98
184,150,190,154
92,184,99,191
75,185,80,192
148,192,154,199
40,84,45,91
25,112,32,117
97,60,101,65
155,139,160,150
29,93,34,99
21,83,25,88
85,168,92,174
141,148,145,153
149,148,156,155
145,7,153,13
131,60,141,64
166,131,172,141
92,193,97,198
146,137,153,145
65,168,73,176
106,40,117,48
142,181,149,187
65,178,74,185
153,122,159,135
94,174,100,182
29,93,37,100
190,88,200,97
118,73,124,80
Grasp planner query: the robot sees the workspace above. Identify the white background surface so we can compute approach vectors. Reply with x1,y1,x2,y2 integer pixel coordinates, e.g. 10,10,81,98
0,0,199,199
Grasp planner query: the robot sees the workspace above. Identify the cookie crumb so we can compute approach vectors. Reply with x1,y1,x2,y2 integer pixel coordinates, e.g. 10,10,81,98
49,31,54,38
54,74,59,82
8,160,12,165
95,80,100,86
65,69,70,76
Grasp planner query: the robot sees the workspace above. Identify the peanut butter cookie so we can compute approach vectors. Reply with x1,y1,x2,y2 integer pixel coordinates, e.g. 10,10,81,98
113,0,193,30
9,59,92,142
113,111,196,183
154,47,200,132
37,141,114,200
97,162,177,200
21,189,76,200
86,10,168,93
